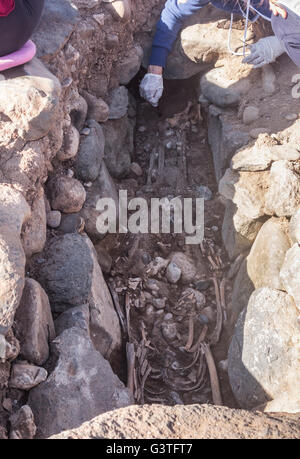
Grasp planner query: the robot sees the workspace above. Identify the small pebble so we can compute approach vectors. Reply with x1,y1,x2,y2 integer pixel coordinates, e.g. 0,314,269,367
243,106,259,125
194,280,210,291
218,359,228,372
153,298,166,310
196,185,212,201
211,226,218,232
47,210,61,229
164,313,173,321
84,182,92,188
285,113,298,121
138,125,146,132
165,141,173,149
166,261,181,284
130,162,143,177
81,128,90,136
161,322,177,341
67,169,74,178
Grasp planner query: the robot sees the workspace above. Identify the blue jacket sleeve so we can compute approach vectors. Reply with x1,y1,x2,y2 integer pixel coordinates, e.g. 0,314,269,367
149,0,210,67
148,0,263,68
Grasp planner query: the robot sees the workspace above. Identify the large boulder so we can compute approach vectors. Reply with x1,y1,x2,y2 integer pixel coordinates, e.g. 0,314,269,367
14,278,55,366
80,162,119,240
246,218,291,290
0,185,31,334
280,243,300,310
221,199,264,260
37,233,94,312
47,175,86,214
229,258,254,328
289,207,300,243
75,119,105,182
228,288,300,410
219,169,269,220
208,106,250,182
0,58,61,144
33,0,80,60
102,115,133,178
21,190,47,258
84,238,121,360
265,160,300,217
28,327,133,438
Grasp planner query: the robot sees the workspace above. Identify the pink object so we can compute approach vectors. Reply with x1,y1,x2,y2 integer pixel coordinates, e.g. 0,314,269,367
0,40,36,71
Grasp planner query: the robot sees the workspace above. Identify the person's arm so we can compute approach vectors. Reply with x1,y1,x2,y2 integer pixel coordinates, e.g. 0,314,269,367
149,0,210,69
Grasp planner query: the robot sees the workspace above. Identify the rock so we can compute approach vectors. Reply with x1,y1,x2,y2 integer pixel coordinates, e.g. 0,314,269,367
81,90,109,123
161,321,177,341
265,161,300,217
0,185,30,334
200,66,251,108
37,233,94,313
0,184,31,234
228,288,300,410
231,141,300,172
58,213,85,234
54,305,90,336
219,168,269,220
259,390,300,414
229,258,254,327
0,330,20,362
166,261,182,284
208,105,250,181
108,86,129,120
0,58,61,142
75,119,105,182
57,125,80,161
130,162,143,177
33,0,80,60
243,106,259,125
9,405,36,440
14,279,55,366
47,176,86,213
247,218,290,290
285,113,298,121
289,207,300,243
105,0,131,22
168,252,205,284
9,363,47,391
117,45,143,85
103,115,133,178
68,91,88,132
51,403,300,439
261,64,276,95
249,127,271,139
146,257,169,276
84,238,121,360
94,244,113,273
195,185,213,201
280,243,300,310
80,162,119,239
21,191,47,258
222,199,264,260
28,327,134,438
47,210,62,228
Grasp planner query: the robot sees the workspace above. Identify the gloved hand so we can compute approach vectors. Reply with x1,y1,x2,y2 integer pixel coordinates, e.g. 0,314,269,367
242,36,286,68
139,73,164,107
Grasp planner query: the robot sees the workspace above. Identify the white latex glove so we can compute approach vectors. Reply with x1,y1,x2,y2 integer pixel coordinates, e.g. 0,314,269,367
139,73,164,107
242,36,285,68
